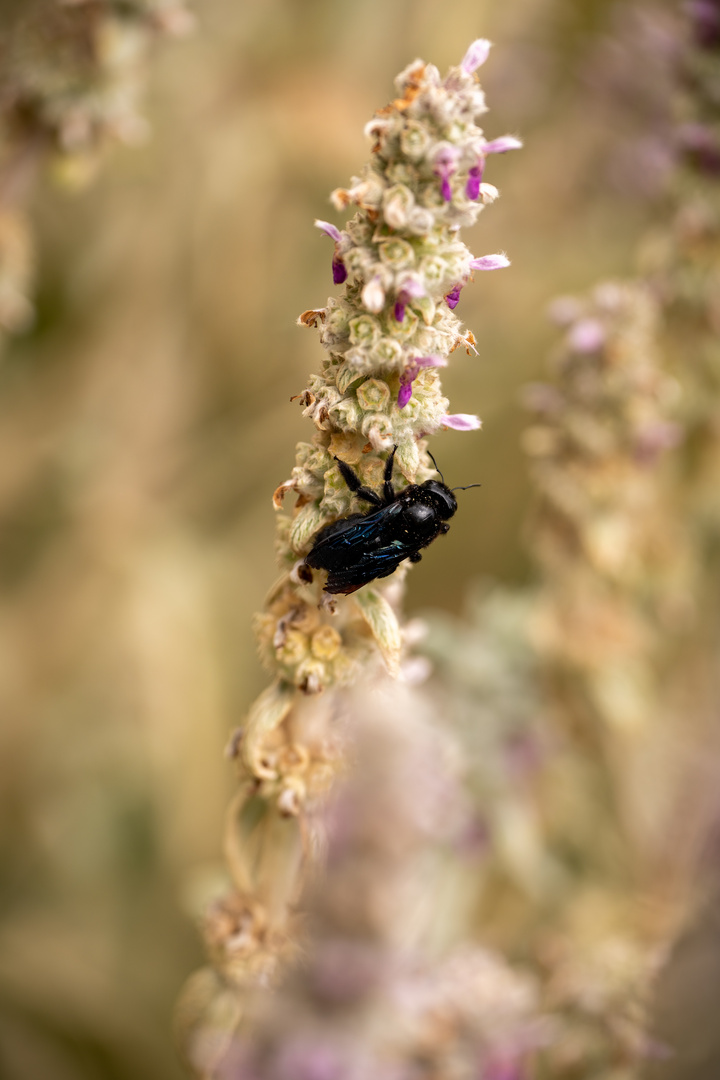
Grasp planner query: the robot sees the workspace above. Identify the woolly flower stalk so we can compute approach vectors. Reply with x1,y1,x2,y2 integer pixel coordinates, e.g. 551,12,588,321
267,42,518,692
178,41,519,1076
524,282,686,730
244,39,519,835
419,287,683,1074
519,285,686,1070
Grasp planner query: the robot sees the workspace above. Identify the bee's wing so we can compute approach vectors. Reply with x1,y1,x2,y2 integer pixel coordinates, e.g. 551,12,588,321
323,541,407,594
304,503,409,594
305,503,402,567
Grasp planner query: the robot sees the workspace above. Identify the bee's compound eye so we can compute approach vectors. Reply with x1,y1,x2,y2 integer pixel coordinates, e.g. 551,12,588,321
422,480,458,519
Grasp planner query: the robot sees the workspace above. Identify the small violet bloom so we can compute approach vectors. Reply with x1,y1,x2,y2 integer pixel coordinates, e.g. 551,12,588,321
398,356,446,409
445,284,462,310
394,278,425,322
483,135,523,155
466,136,522,200
446,255,508,307
332,256,348,285
461,38,491,73
466,162,484,200
442,413,482,431
470,253,510,271
315,219,347,284
433,144,461,202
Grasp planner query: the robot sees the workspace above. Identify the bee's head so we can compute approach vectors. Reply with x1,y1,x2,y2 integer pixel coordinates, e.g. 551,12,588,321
421,479,458,519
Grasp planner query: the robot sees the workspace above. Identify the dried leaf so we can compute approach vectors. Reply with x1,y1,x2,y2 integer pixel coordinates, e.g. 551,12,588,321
297,308,325,328
273,479,296,509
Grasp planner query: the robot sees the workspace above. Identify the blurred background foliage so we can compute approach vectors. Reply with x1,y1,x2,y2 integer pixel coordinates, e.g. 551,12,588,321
0,0,698,1078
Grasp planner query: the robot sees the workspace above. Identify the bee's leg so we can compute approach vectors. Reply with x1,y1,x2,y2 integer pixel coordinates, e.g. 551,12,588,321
383,445,398,503
409,551,422,563
334,457,383,506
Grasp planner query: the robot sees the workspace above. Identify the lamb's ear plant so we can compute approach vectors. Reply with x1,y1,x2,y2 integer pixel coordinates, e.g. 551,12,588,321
177,40,523,1077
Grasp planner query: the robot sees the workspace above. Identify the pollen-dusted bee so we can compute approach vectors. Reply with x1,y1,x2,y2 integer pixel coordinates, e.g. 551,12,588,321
303,447,473,595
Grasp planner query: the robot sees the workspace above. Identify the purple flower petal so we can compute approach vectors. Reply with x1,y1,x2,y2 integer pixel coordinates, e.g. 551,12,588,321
445,284,462,309
433,145,461,203
397,381,413,409
397,356,446,409
316,220,347,284
442,413,482,431
466,163,484,200
415,355,447,370
393,278,425,322
461,38,491,73
469,253,510,271
332,256,347,285
433,145,461,169
482,135,523,155
314,219,342,242
399,277,426,300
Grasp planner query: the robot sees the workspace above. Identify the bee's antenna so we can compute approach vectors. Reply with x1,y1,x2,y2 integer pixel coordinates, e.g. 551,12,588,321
427,450,445,484
451,484,482,492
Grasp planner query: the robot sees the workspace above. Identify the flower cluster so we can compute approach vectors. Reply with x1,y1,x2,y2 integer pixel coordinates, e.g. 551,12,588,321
524,282,687,720
257,41,519,707
296,41,518,448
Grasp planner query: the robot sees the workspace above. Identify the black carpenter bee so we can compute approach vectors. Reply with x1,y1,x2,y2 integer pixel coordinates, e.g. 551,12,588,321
303,447,477,595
